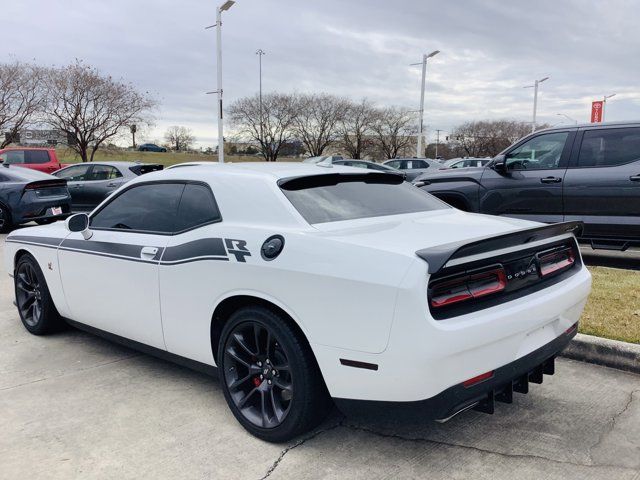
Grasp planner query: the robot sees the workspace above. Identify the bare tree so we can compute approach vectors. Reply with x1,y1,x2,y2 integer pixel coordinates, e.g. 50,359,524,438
0,61,45,148
228,93,299,161
43,61,156,162
293,93,347,157
164,125,195,151
448,119,545,158
370,106,417,159
336,99,377,159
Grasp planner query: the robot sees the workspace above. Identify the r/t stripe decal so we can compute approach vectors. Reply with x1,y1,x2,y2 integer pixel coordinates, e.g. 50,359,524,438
7,235,251,265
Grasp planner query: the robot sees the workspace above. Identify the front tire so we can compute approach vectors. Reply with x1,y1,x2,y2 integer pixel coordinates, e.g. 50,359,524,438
218,306,332,442
14,254,65,335
0,204,12,233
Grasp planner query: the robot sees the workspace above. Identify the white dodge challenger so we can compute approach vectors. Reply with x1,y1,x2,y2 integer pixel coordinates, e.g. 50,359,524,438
5,163,591,442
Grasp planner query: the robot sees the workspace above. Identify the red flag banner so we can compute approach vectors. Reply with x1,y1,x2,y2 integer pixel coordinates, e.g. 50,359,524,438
591,101,604,123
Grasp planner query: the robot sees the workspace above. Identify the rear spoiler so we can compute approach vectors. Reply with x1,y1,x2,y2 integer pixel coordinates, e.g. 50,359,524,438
24,179,68,189
416,221,583,274
129,164,164,176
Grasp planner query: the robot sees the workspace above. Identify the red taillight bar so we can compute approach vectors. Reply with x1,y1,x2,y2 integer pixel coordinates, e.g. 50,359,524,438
430,267,507,308
539,248,575,277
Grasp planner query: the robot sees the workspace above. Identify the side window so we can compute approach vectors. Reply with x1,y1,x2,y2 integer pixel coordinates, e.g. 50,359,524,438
578,127,640,168
386,160,400,169
175,184,221,232
506,132,569,170
54,165,90,181
91,183,184,233
3,151,25,164
24,150,51,164
86,165,122,181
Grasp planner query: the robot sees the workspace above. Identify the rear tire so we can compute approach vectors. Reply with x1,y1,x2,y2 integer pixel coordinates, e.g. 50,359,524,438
218,306,332,442
0,204,12,233
14,254,65,335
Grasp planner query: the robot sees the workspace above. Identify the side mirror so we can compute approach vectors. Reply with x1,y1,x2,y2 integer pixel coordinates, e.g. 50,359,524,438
65,213,92,240
492,154,507,172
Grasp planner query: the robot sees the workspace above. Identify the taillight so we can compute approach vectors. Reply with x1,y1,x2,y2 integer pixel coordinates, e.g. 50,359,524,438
538,247,575,277
430,267,507,308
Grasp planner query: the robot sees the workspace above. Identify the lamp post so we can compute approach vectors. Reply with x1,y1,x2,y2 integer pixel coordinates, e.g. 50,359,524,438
602,93,616,122
206,0,235,163
524,76,549,133
411,50,439,157
556,113,577,125
256,48,265,150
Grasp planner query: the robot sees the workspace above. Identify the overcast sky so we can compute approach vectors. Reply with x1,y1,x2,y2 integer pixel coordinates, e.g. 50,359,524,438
4,0,640,148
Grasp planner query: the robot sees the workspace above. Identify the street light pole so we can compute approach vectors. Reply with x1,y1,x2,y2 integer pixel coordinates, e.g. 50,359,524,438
412,50,439,157
556,113,577,125
256,49,265,151
206,0,235,163
602,93,616,122
435,129,443,158
524,76,549,133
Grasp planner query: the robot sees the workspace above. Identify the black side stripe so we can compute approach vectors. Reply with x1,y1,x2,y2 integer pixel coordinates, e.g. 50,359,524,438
7,236,235,265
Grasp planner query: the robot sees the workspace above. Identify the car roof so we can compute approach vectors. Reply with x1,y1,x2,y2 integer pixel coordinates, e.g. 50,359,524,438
536,120,640,133
60,161,152,169
134,161,373,183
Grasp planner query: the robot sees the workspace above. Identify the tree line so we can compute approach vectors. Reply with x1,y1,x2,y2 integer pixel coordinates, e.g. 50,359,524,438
227,93,418,162
0,60,156,162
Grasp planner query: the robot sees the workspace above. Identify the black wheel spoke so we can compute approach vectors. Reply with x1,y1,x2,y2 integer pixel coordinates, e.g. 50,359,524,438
233,332,257,357
237,386,259,409
260,390,268,427
273,377,292,392
225,346,250,368
270,388,284,422
253,324,262,355
228,373,252,391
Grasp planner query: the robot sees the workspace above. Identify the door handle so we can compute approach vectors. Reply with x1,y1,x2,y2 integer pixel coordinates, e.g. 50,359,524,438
540,176,562,184
140,246,159,259
630,175,640,182
107,182,118,187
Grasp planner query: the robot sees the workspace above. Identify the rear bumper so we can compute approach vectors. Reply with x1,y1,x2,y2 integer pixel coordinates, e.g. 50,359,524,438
334,326,576,421
14,198,71,224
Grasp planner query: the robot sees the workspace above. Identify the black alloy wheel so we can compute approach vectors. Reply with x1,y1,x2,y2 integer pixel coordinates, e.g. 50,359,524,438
223,321,293,429
14,254,64,335
218,306,332,442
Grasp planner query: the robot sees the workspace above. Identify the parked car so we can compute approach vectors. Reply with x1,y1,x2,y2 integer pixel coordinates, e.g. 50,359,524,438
0,148,69,174
413,121,640,250
5,163,590,441
302,155,344,164
0,165,71,232
441,158,491,169
138,143,167,152
331,159,406,178
382,157,442,181
52,161,163,211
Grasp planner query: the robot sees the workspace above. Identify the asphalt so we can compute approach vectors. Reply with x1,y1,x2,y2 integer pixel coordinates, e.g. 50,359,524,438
1,233,639,480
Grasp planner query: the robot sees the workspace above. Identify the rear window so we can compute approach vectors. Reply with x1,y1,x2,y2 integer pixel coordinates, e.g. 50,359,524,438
280,173,448,224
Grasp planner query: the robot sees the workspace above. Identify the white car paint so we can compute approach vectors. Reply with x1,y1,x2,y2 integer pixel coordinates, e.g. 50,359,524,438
4,163,591,404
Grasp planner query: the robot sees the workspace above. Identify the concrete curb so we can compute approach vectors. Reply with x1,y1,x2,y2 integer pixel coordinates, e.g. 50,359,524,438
560,333,640,374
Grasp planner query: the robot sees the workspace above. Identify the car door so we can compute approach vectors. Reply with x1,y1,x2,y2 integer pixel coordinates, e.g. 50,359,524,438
158,182,228,364
83,164,126,208
563,126,640,240
53,164,92,210
479,130,574,223
58,182,185,349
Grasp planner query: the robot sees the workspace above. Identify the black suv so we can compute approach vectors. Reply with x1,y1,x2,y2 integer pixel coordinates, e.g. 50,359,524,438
414,122,640,250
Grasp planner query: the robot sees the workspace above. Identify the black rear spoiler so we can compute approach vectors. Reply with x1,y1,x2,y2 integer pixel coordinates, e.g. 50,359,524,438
129,164,164,176
417,221,583,274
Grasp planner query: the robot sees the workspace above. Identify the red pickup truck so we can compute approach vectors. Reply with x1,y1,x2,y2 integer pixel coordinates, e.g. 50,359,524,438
0,148,69,174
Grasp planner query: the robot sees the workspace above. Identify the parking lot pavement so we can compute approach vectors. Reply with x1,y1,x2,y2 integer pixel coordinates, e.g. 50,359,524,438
1,234,639,480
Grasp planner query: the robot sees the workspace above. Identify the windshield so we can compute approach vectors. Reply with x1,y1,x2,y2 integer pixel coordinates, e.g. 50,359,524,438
280,173,448,224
